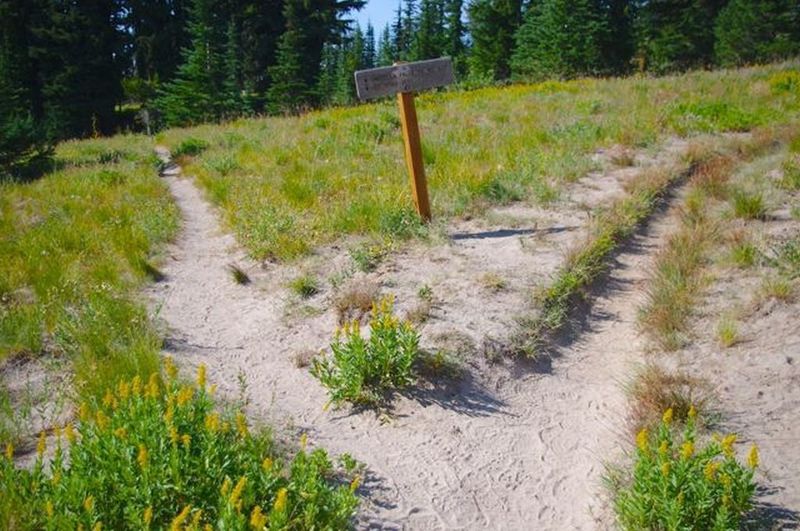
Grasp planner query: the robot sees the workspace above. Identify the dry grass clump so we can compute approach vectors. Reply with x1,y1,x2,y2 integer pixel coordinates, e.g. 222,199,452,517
292,349,319,368
716,317,739,348
690,154,734,199
726,228,759,268
627,364,713,432
333,280,381,325
759,275,795,303
480,272,507,292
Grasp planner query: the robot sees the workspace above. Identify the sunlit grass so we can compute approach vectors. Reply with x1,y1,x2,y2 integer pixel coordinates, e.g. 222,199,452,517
159,63,800,261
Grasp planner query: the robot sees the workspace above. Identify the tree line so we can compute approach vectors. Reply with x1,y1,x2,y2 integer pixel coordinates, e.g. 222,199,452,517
2,0,799,176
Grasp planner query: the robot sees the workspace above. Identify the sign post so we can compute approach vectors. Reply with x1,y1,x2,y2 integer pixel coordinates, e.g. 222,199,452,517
355,57,455,223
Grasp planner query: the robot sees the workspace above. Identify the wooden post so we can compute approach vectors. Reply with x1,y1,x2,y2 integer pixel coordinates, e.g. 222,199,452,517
396,91,432,223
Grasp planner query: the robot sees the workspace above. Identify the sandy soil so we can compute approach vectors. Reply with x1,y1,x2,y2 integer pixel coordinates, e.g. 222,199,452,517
149,145,687,529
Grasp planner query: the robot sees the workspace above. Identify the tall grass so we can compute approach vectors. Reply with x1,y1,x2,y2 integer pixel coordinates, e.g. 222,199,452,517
0,136,179,407
159,64,800,261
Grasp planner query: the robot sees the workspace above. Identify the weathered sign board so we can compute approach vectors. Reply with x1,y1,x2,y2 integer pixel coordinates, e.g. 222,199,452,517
354,57,455,222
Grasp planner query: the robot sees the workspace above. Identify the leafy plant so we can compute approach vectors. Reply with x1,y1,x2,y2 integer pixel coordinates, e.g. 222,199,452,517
613,408,758,530
0,360,359,529
311,297,420,406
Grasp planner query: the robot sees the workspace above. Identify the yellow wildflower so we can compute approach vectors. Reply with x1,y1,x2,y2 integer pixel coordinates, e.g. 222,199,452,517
220,477,232,496
250,506,267,529
5,442,14,460
64,423,76,444
236,412,248,438
92,523,102,531
45,500,54,518
170,426,180,445
230,477,247,509
704,461,719,481
204,413,220,433
204,526,212,531
350,475,362,492
52,471,61,486
114,427,128,440
660,462,671,477
170,505,191,531
181,434,191,449
146,373,159,398
221,421,231,434
95,410,109,431
261,457,273,472
720,473,732,489
176,386,193,406
748,444,759,469
102,389,115,409
132,375,142,396
36,431,46,457
662,408,673,426
721,434,737,457
164,403,175,424
79,402,90,422
680,441,694,460
83,496,95,513
688,404,697,420
137,444,149,469
164,357,178,381
658,440,669,456
635,429,649,453
118,381,131,400
197,364,207,389
209,384,217,396
143,506,153,526
273,487,288,513
299,432,307,450
190,509,203,528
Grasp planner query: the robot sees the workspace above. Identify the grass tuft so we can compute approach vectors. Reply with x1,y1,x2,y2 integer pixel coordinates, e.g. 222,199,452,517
289,274,320,298
227,264,251,285
627,364,712,433
716,317,739,348
333,281,380,326
731,189,767,220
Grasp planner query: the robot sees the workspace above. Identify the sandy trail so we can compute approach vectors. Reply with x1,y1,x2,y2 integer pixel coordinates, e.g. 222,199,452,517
150,146,680,529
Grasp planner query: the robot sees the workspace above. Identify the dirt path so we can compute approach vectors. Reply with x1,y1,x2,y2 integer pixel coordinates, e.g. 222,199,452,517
150,146,681,529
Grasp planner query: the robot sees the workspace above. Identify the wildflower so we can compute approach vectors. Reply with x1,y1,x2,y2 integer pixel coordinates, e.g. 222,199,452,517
205,413,220,433
36,431,46,458
118,381,131,400
170,426,179,445
236,412,249,438
95,410,109,431
221,478,232,496
181,434,191,449
230,477,247,509
143,506,153,526
164,357,178,381
170,505,191,531
137,444,149,469
273,487,288,513
83,496,95,513
660,462,671,477
662,408,673,426
190,509,203,528
658,440,669,456
261,457,273,472
92,523,102,531
79,402,90,422
5,442,13,460
52,471,61,485
680,441,694,460
688,404,697,420
704,461,719,481
45,500,54,518
197,364,207,389
209,384,217,396
114,427,128,440
176,386,193,406
146,373,159,398
250,506,267,529
64,423,76,444
748,444,759,469
720,473,732,489
721,434,737,457
102,389,116,409
635,429,649,454
132,375,142,396
164,403,175,424
300,432,307,450
350,474,362,492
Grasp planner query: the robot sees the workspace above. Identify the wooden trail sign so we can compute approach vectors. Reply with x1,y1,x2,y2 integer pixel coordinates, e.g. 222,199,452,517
354,57,455,222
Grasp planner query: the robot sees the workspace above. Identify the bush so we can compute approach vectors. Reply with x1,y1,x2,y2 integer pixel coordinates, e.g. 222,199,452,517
0,360,359,529
311,297,420,406
614,408,758,530
173,137,209,158
666,102,761,135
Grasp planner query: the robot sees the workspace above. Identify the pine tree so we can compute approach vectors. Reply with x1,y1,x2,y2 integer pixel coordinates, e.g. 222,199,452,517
511,0,614,80
363,22,377,68
333,24,366,104
444,0,467,76
412,0,447,60
467,0,523,81
157,0,222,126
714,0,800,66
221,19,246,118
377,24,395,65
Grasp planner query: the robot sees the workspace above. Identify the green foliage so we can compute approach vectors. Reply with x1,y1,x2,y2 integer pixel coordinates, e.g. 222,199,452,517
614,409,758,531
173,137,210,158
289,274,320,298
666,102,762,135
730,240,759,268
0,361,360,529
349,242,389,272
714,0,800,67
467,0,523,81
731,189,767,220
311,297,420,406
770,70,800,95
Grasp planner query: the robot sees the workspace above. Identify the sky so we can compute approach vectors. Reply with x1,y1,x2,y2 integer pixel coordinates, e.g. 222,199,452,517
355,1,398,32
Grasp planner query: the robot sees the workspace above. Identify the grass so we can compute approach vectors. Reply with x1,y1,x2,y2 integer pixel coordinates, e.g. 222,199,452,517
0,135,179,413
0,361,360,529
333,280,380,325
158,64,800,262
731,189,767,220
717,317,740,348
228,263,251,285
727,231,759,268
289,274,320,298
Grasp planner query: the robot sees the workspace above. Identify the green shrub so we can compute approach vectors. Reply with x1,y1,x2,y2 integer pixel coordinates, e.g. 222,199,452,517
173,137,209,158
614,408,758,530
0,360,359,529
667,102,761,135
311,297,420,406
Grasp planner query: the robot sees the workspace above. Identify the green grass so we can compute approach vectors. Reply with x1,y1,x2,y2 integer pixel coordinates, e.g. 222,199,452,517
731,189,767,220
0,135,179,413
289,274,320,298
158,64,800,261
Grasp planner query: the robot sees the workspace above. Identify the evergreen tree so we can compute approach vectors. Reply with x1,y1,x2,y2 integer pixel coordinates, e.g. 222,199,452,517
267,0,365,114
714,0,800,66
333,24,366,104
221,19,246,118
364,22,377,68
237,0,285,110
377,23,395,65
467,0,523,81
635,0,728,74
157,0,223,126
444,0,467,76
412,0,447,60
511,0,615,80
